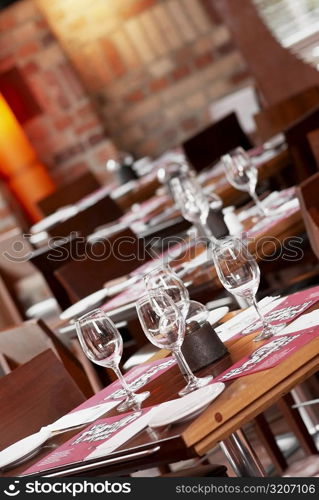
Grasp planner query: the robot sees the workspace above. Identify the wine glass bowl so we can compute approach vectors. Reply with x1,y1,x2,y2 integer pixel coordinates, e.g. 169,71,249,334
144,264,190,318
76,309,150,411
212,237,275,341
136,290,213,396
221,147,268,218
169,173,213,238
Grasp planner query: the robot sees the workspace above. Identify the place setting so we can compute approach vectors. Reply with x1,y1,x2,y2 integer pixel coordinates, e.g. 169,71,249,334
2,2,319,482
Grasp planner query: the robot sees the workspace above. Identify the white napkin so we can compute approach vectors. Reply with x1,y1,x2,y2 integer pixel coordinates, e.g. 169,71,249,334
111,181,137,200
251,149,276,166
30,205,78,234
275,310,319,336
215,296,285,342
0,428,52,469
86,408,157,459
48,401,120,433
0,401,120,469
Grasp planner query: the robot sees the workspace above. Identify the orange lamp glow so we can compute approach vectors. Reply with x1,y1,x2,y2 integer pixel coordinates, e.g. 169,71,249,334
0,94,55,222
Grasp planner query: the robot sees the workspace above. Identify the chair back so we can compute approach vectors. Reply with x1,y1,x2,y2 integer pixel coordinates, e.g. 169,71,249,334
0,228,35,282
37,171,101,216
297,172,319,259
254,86,319,141
307,129,319,168
284,106,319,182
54,228,149,302
0,275,22,329
29,234,86,309
48,194,123,239
0,319,93,397
0,349,85,449
182,112,252,172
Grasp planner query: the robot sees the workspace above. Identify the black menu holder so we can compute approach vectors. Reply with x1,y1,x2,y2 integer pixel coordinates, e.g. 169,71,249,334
181,320,229,372
207,208,229,239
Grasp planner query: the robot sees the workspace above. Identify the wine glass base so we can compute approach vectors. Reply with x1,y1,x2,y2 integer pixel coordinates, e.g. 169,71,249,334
253,323,286,342
178,375,213,397
116,391,150,412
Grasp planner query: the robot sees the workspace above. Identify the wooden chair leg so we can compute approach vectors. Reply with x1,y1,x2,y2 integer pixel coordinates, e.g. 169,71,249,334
0,352,11,376
70,339,104,394
253,414,288,475
277,393,318,455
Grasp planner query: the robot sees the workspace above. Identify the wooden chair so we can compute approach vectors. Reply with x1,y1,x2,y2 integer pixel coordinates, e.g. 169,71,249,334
182,112,253,172
0,349,85,450
297,172,319,259
37,171,101,216
0,274,23,329
284,106,319,182
0,229,35,282
48,194,123,239
307,129,319,167
29,234,87,309
54,228,150,302
0,228,52,315
0,319,94,397
254,86,319,142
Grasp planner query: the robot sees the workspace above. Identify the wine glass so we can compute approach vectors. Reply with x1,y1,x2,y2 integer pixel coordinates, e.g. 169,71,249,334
169,173,215,239
136,290,213,396
75,309,150,411
221,147,268,218
144,264,190,318
212,237,275,341
144,264,208,325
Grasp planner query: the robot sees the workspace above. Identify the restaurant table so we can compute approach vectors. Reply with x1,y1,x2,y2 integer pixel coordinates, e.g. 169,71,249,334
5,300,319,478
96,190,304,325
29,145,290,243
115,146,291,212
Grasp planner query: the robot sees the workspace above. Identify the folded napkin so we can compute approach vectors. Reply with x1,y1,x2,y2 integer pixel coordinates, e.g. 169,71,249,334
48,401,120,433
0,428,52,469
0,401,120,470
275,310,319,336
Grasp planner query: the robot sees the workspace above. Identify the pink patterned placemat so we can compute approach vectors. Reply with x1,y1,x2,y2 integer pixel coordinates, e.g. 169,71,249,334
215,325,319,382
22,407,155,476
239,286,319,337
69,356,176,412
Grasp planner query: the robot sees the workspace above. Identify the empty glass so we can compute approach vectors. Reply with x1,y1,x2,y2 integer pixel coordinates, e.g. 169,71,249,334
221,147,268,218
136,290,213,396
144,264,190,318
75,309,150,411
169,173,215,239
212,237,275,341
144,264,209,325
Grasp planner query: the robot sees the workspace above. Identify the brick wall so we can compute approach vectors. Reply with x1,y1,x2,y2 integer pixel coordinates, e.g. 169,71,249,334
0,0,118,186
35,0,252,158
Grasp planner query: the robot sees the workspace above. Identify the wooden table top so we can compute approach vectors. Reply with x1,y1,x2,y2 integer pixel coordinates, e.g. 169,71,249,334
6,299,319,478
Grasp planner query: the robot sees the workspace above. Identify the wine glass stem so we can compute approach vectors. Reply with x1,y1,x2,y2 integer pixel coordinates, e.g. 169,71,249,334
251,295,270,330
250,190,267,217
112,365,135,399
201,221,213,238
172,348,198,384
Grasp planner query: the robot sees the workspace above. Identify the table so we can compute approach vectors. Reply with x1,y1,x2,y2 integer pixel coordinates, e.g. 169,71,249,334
115,146,291,214
97,192,304,325
6,300,319,478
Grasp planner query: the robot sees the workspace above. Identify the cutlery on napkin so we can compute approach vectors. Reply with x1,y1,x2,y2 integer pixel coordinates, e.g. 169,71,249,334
0,401,119,469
